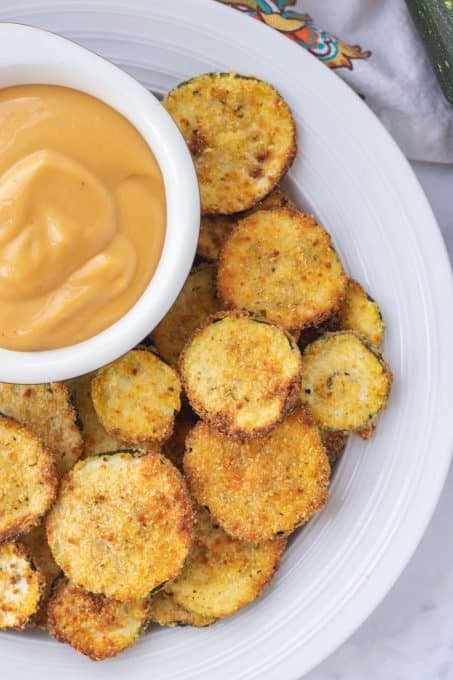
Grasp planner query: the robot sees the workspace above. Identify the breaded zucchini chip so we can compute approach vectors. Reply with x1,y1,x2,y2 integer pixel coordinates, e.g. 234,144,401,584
153,266,222,367
320,430,349,466
69,373,124,458
23,523,61,626
184,409,330,542
46,451,194,601
91,350,181,444
218,208,347,331
0,541,44,629
337,279,385,347
163,418,195,471
300,332,392,432
0,382,82,477
164,73,296,215
197,186,293,261
180,313,302,438
46,578,150,660
150,591,215,628
0,416,57,541
166,509,286,619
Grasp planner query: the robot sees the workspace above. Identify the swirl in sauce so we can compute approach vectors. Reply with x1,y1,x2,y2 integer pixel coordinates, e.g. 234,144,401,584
0,85,166,351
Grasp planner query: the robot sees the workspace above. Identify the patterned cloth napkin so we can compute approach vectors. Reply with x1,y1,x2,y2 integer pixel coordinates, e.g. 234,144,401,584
217,0,453,163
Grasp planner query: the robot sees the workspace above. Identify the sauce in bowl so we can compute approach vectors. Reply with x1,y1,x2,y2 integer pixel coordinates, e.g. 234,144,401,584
0,85,166,351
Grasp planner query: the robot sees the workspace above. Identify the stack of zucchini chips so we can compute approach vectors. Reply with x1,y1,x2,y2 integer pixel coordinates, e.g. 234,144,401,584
0,73,392,661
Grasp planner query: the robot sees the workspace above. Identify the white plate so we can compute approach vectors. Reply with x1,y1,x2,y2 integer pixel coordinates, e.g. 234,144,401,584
1,1,453,678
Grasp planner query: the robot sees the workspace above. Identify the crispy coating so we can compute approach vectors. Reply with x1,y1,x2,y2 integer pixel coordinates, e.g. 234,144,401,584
68,373,124,458
47,578,150,660
180,313,302,438
0,541,44,629
166,509,286,618
22,523,61,626
184,410,330,542
164,73,296,215
46,451,194,601
91,350,181,444
153,266,222,367
320,429,349,466
163,418,195,471
197,186,294,261
0,382,82,478
0,415,57,542
150,591,215,628
300,332,392,432
218,208,347,331
337,279,385,347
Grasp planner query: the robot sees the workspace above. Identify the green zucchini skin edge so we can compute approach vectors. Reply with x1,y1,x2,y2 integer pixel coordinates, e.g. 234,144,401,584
406,0,453,104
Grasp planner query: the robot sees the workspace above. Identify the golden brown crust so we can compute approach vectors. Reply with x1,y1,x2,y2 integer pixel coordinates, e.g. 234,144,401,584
22,523,61,627
91,350,181,444
150,591,216,628
0,415,57,542
217,208,347,331
46,578,151,660
0,541,45,630
337,279,385,347
46,451,194,601
320,429,349,466
166,508,287,618
197,186,294,261
184,409,330,542
0,382,83,478
300,331,392,432
152,265,222,367
164,73,296,215
68,373,125,458
179,312,302,438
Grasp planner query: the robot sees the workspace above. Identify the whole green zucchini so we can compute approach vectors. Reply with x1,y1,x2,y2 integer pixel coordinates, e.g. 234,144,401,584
406,0,453,105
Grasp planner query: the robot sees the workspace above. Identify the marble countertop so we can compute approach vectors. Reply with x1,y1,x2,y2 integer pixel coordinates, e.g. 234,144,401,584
306,161,453,680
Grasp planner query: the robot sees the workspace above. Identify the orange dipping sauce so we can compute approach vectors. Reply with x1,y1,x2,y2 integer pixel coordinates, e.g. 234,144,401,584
0,85,166,351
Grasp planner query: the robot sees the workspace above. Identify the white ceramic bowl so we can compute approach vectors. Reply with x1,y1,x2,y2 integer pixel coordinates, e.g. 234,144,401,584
0,22,199,384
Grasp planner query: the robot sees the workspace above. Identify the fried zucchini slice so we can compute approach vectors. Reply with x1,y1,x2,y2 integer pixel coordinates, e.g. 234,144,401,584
150,591,215,628
91,350,181,444
320,430,348,466
300,331,392,432
184,409,329,542
180,313,302,438
166,509,286,618
218,208,347,331
163,418,195,471
69,373,124,458
153,266,222,367
197,186,293,261
164,73,296,215
337,279,385,347
0,416,57,542
0,541,44,629
46,451,194,601
0,382,82,478
23,524,61,626
46,578,150,660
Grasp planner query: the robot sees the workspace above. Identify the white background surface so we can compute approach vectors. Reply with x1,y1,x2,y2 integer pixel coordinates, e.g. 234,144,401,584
306,162,453,680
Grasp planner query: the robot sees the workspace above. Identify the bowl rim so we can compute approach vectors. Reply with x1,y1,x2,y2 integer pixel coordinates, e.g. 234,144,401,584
0,22,200,384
